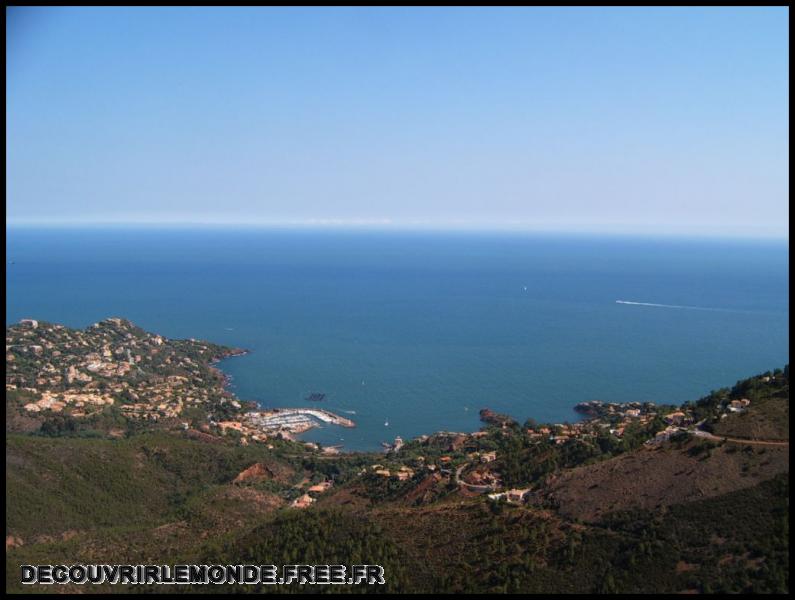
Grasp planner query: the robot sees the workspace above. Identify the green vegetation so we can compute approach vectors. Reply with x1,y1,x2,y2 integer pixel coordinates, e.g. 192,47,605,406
595,474,789,593
687,367,789,440
207,509,414,593
5,318,789,594
6,432,303,539
6,318,247,432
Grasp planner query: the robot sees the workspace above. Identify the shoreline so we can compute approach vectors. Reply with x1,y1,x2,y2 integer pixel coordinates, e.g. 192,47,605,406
210,348,249,388
204,343,690,456
211,349,591,453
212,350,358,443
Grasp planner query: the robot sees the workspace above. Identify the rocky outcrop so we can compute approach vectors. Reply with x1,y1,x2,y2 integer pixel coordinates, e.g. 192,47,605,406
6,534,23,550
479,408,515,427
232,462,274,484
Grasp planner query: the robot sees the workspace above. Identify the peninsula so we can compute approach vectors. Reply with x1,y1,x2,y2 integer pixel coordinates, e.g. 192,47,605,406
6,318,354,441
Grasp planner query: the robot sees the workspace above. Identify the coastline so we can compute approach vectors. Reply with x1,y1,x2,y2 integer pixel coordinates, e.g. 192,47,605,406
211,349,358,445
209,348,249,389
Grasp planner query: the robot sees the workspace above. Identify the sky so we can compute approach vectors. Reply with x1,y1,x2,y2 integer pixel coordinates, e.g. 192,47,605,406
6,7,790,237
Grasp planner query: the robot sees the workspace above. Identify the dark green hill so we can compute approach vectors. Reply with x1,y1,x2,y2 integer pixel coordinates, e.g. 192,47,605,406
5,336,789,594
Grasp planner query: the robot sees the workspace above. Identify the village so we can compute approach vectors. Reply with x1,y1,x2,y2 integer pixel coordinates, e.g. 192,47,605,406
349,395,756,509
6,317,758,512
6,318,357,447
6,318,247,423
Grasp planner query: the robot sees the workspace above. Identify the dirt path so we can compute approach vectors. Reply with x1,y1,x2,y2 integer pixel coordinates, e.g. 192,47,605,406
693,429,789,446
721,436,789,446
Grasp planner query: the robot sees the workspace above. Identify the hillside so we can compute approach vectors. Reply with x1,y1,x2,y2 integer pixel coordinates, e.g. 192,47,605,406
6,318,248,434
534,436,788,523
4,319,789,593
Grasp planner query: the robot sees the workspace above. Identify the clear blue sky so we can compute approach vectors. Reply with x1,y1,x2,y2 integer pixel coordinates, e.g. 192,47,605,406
6,7,789,237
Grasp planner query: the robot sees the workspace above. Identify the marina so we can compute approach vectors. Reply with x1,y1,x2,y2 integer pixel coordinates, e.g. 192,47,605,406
244,407,355,435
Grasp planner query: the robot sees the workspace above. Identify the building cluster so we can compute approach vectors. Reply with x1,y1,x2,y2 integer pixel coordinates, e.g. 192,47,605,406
290,479,334,509
378,396,741,504
532,401,669,444
6,317,243,423
6,317,360,447
382,436,404,453
727,398,751,413
23,390,114,416
368,463,417,481
487,488,532,505
644,397,753,446
460,467,501,491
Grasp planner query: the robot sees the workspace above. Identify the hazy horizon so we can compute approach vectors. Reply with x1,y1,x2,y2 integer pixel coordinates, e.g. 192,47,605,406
5,221,790,245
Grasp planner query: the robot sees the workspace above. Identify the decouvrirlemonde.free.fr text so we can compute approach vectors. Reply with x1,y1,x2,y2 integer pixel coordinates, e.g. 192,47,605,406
21,564,386,585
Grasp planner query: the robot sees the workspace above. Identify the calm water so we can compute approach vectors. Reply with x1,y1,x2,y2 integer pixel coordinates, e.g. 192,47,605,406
6,227,789,450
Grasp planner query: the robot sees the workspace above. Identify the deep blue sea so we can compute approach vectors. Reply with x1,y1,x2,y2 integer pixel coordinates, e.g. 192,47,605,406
6,227,789,450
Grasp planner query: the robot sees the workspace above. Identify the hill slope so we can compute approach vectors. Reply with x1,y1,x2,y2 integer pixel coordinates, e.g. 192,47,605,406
5,320,789,593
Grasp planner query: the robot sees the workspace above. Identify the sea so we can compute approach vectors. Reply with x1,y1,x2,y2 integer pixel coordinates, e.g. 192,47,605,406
6,227,789,451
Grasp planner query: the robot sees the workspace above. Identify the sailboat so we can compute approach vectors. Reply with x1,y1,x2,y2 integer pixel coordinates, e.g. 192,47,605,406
384,418,389,427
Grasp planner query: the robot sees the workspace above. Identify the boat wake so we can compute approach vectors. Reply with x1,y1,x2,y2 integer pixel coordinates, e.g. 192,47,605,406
616,300,724,312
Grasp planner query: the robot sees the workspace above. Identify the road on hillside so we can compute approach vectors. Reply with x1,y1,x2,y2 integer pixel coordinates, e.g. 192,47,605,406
692,428,789,446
